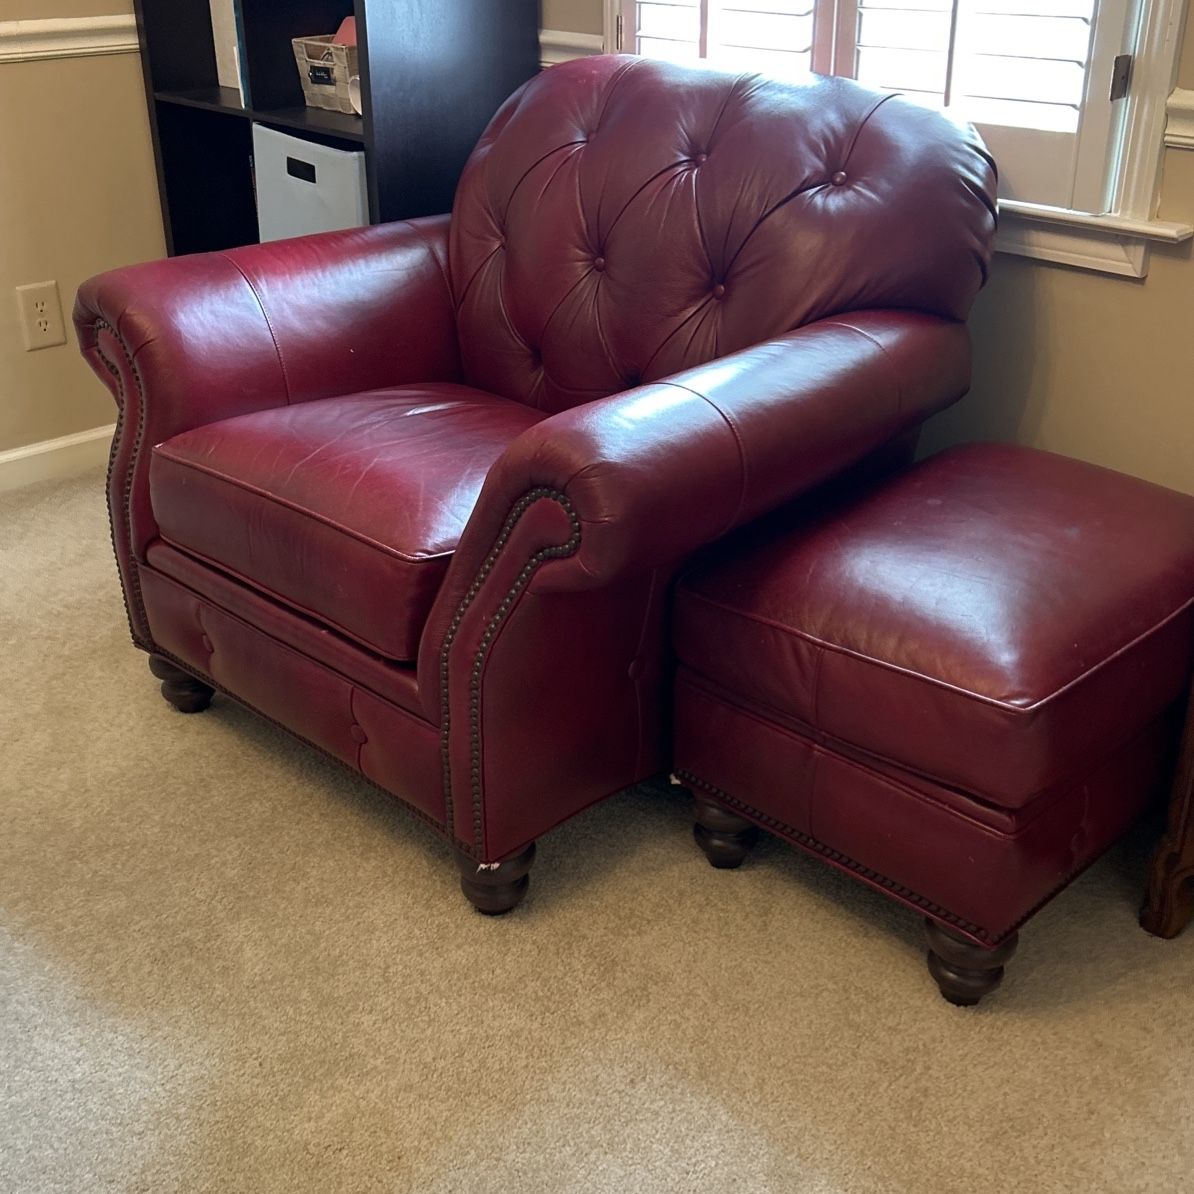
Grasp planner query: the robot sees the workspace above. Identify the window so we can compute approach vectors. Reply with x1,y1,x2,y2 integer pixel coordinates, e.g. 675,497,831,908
608,0,1193,275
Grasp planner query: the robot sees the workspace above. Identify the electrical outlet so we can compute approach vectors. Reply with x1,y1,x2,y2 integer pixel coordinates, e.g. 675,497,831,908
15,281,67,351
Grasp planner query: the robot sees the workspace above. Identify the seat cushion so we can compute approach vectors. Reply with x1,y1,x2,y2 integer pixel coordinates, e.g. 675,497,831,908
149,384,545,661
674,444,1194,809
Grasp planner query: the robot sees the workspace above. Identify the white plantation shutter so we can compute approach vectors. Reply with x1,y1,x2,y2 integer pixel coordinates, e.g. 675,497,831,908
618,0,1136,211
834,0,1134,208
624,1,822,77
706,2,818,76
631,0,701,62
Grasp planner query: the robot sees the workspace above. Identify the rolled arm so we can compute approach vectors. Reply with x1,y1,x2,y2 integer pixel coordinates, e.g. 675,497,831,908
417,308,970,810
453,309,970,598
74,215,459,646
74,215,459,437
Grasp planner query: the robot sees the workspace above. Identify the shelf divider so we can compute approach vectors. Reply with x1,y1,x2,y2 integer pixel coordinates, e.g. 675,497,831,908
155,88,366,144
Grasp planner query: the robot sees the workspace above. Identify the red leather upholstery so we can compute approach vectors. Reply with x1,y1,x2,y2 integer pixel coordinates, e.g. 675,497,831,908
74,217,457,647
75,57,997,870
673,444,1194,941
453,57,994,409
139,566,445,825
676,444,1194,807
145,542,423,716
676,675,1175,942
422,311,968,623
150,385,544,660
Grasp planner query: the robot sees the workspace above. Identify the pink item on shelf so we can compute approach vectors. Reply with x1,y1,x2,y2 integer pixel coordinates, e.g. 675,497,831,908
332,17,357,46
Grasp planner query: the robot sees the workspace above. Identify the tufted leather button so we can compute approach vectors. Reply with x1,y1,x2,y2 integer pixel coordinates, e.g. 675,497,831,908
712,283,726,300
446,61,997,412
350,723,368,745
200,634,213,653
593,256,606,272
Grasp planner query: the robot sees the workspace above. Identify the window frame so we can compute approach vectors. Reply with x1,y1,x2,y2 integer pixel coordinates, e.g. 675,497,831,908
601,0,1193,276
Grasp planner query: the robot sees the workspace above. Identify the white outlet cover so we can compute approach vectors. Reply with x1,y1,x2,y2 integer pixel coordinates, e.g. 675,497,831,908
15,281,67,351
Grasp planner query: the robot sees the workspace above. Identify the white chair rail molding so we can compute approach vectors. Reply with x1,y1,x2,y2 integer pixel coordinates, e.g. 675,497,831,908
0,15,138,63
1167,86,1194,146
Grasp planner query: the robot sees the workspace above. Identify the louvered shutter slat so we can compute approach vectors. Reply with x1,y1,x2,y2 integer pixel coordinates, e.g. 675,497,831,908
621,0,1126,210
628,0,818,77
635,0,702,61
852,0,1097,132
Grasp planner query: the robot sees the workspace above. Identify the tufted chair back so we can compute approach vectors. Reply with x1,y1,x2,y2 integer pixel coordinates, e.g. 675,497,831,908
449,54,997,414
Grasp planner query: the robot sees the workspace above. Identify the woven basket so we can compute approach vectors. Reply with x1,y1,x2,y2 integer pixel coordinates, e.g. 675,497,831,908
292,35,359,114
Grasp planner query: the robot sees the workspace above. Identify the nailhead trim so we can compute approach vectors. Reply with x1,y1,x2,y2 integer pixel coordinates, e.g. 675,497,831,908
674,767,992,941
93,319,580,864
438,488,581,857
93,319,152,651
677,768,1126,946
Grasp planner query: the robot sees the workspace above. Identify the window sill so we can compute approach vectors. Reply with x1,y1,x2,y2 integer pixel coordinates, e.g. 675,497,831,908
996,201,1193,278
540,29,605,67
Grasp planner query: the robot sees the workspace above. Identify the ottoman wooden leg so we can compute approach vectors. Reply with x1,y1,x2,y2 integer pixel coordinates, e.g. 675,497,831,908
148,655,213,713
693,794,759,869
924,919,1019,1007
1140,690,1194,939
454,842,536,915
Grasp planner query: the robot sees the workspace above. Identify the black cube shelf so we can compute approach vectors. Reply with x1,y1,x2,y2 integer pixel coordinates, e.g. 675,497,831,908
133,0,541,255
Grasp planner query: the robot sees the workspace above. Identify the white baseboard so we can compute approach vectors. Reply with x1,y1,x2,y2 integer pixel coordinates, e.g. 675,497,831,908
0,424,114,494
540,29,606,67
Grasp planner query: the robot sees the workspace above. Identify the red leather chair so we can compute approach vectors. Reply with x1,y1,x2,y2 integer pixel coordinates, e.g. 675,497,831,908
75,56,997,912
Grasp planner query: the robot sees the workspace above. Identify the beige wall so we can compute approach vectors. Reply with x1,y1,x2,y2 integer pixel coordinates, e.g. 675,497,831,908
922,161,1194,495
552,0,1194,494
921,19,1194,496
0,45,164,452
542,0,605,36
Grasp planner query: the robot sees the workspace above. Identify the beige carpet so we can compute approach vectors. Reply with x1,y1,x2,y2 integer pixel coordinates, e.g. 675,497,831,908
2,469,1192,1194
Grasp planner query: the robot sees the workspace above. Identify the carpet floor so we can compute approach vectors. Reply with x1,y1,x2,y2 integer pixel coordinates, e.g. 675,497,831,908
2,469,1192,1193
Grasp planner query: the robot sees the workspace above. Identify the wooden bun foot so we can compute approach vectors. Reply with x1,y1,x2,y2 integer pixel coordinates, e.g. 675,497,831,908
924,919,1018,1007
692,793,759,869
455,842,536,915
148,655,213,713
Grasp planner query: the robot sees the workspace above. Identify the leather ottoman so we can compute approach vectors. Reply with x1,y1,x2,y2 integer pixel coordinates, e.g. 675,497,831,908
672,444,1194,1004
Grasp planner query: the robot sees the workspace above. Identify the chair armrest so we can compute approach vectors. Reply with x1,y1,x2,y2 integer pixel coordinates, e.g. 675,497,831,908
452,309,968,597
74,216,458,647
74,216,459,439
417,308,969,800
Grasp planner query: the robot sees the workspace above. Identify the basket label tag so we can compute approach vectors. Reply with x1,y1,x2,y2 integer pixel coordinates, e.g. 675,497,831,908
308,65,335,86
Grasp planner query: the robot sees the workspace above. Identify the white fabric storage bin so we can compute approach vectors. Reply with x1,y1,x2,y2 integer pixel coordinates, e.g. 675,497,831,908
252,124,368,242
